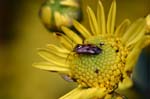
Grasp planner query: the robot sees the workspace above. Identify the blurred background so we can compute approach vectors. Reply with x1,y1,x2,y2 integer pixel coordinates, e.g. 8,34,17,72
0,0,149,99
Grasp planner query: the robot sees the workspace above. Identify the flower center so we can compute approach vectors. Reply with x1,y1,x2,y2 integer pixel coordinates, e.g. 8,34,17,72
69,36,128,92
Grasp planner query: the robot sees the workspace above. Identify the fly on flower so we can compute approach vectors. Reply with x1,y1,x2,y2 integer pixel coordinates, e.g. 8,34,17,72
33,0,147,99
73,44,102,55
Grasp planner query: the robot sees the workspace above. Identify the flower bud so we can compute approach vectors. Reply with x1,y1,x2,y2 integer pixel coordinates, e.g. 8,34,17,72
39,0,82,32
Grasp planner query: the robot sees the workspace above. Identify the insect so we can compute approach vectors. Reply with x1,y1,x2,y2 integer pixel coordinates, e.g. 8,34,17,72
61,74,75,82
63,44,102,82
73,44,102,55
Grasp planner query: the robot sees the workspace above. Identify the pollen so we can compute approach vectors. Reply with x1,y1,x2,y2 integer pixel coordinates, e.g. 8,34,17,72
69,36,128,92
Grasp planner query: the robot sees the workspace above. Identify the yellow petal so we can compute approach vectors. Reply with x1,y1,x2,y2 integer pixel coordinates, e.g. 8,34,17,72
114,19,131,37
59,87,81,99
54,33,73,50
73,20,91,38
33,62,70,74
38,49,69,67
62,26,83,44
122,18,145,45
46,44,70,54
40,6,52,28
45,48,69,60
59,87,106,99
118,77,133,90
61,15,70,27
46,44,73,61
126,19,146,47
60,0,79,7
87,6,100,35
54,11,62,29
146,14,150,33
144,35,150,47
125,38,144,71
107,0,116,34
97,0,106,34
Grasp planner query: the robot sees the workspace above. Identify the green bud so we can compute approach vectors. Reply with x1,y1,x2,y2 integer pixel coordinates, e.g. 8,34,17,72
39,0,82,32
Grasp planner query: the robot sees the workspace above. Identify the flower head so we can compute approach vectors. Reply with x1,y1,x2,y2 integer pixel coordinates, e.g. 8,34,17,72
39,0,81,32
34,0,146,98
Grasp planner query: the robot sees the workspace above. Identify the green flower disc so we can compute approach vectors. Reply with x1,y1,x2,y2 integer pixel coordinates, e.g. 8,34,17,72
70,36,128,92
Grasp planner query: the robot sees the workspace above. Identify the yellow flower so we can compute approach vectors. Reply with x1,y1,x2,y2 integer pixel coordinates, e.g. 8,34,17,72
33,0,146,98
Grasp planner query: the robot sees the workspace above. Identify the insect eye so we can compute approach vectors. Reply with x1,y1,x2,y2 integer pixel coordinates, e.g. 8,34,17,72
99,42,104,46
78,44,83,48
